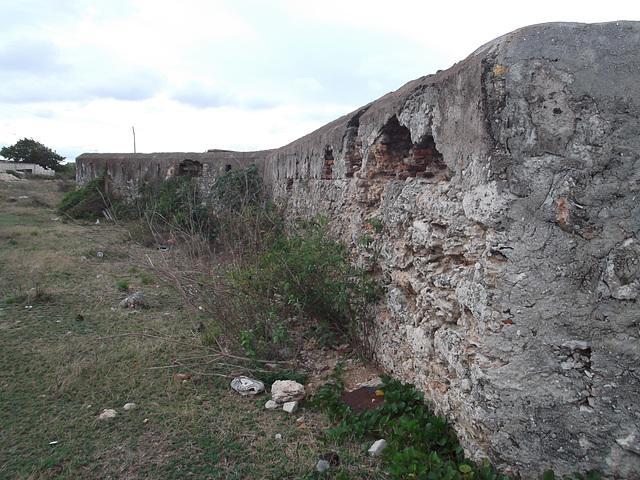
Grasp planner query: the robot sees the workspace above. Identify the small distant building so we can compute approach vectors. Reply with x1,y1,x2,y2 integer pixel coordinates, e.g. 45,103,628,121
75,150,273,199
0,161,55,176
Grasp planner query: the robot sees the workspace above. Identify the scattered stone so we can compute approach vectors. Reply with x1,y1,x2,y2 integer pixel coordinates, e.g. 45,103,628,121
360,377,384,388
320,451,340,466
616,431,640,455
271,380,305,403
274,433,282,440
282,401,299,414
265,400,279,410
99,409,117,420
368,439,387,456
316,460,330,472
230,376,265,395
120,291,148,309
123,403,137,411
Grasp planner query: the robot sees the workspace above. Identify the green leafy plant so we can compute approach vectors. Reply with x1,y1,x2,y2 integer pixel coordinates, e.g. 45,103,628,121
134,176,217,242
313,369,509,480
231,215,380,351
117,279,130,292
1,137,65,171
59,167,114,220
210,164,264,213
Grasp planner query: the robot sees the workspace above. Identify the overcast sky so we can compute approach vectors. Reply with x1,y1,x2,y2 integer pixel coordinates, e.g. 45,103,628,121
1,1,638,163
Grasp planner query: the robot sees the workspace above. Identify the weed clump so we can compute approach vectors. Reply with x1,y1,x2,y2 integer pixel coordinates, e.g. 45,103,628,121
59,167,113,220
312,368,601,480
230,214,379,357
124,165,380,359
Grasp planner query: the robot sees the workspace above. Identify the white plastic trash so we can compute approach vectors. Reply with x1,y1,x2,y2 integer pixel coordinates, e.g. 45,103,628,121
230,376,265,395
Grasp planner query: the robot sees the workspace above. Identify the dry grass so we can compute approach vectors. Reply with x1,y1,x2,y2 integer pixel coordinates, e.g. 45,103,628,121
0,178,386,479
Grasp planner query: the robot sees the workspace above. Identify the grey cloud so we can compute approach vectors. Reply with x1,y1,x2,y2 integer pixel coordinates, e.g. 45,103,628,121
0,37,69,75
171,81,278,111
0,66,166,104
171,82,232,109
88,69,167,102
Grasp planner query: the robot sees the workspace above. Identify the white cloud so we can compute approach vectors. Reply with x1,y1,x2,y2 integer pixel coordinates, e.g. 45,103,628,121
0,0,639,162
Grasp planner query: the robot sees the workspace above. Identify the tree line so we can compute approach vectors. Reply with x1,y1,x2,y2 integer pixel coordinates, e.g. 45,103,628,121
1,138,65,172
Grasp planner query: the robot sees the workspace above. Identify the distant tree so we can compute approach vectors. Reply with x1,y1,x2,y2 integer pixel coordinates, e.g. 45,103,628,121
0,138,65,171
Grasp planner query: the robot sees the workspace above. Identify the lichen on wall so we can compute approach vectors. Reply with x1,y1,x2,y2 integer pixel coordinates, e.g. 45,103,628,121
264,21,640,480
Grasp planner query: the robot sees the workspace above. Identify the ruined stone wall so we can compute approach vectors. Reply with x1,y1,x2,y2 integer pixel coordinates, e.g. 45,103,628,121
0,161,55,176
76,150,271,199
264,22,640,479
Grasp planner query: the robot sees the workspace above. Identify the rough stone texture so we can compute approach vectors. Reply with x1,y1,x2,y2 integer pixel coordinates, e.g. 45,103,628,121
76,150,271,199
119,291,148,309
0,161,55,176
282,401,299,414
368,439,388,457
263,22,640,479
271,380,306,404
99,409,117,420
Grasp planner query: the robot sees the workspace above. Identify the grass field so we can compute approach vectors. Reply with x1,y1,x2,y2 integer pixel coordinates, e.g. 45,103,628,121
0,178,385,479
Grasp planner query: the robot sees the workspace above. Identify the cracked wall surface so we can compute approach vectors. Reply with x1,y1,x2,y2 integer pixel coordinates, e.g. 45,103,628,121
76,150,271,199
263,22,640,479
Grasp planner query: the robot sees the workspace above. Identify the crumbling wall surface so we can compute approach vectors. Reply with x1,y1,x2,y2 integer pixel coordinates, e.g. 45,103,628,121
264,22,640,479
76,151,270,198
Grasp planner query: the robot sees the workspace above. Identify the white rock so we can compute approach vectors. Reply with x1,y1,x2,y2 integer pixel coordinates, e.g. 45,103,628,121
283,401,299,414
265,400,279,410
99,409,117,420
123,403,137,411
271,380,305,404
120,291,148,309
368,439,388,456
316,460,331,472
274,433,282,440
360,377,384,388
616,431,640,454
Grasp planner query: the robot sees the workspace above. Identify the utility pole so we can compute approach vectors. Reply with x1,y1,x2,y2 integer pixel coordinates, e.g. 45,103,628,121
132,126,136,153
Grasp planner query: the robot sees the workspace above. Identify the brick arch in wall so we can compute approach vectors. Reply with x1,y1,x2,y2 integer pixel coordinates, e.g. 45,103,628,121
364,115,448,181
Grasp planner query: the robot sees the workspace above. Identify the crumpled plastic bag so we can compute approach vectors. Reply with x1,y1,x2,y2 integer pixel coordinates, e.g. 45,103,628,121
230,376,265,395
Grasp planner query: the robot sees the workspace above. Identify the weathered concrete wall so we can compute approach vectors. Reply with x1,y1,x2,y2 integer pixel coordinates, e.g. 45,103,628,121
76,150,271,198
0,161,55,176
264,22,640,479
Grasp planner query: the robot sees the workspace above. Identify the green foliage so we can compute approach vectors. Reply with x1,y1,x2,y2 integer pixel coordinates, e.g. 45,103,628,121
313,369,510,480
134,176,217,241
1,138,65,171
231,214,380,350
117,279,130,292
542,469,602,480
313,368,604,480
58,167,113,220
210,164,264,213
56,162,76,180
